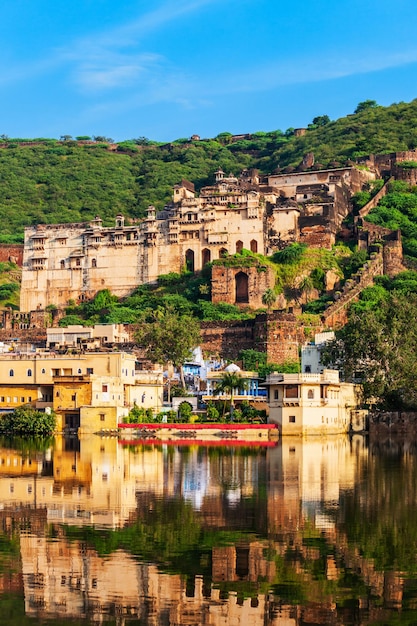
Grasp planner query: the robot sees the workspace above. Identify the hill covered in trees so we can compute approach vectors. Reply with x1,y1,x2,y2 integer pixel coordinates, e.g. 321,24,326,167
1,98,417,241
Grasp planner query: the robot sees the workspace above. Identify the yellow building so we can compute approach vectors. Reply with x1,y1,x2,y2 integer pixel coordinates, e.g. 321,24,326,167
266,370,362,436
0,352,163,433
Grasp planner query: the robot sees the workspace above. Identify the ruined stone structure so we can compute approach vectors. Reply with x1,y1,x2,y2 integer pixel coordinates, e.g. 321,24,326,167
19,167,371,312
211,262,275,308
0,244,23,266
199,312,322,364
359,149,417,178
268,167,374,249
357,222,404,277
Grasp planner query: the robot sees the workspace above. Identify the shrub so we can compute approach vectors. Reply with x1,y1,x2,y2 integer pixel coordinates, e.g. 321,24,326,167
123,406,154,424
239,349,267,370
206,402,220,421
272,243,307,265
178,402,193,422
0,407,56,436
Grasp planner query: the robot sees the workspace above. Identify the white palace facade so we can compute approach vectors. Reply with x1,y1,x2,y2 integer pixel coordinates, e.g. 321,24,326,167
20,166,372,312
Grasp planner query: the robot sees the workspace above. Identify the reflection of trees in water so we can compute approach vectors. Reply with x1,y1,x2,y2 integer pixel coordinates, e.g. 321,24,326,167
339,437,417,574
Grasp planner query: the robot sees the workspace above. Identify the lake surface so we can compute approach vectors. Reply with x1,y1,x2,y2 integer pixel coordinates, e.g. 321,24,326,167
0,434,416,625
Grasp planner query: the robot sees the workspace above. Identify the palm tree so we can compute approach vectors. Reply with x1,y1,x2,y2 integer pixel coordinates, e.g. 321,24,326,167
298,275,315,304
262,288,276,311
215,371,248,421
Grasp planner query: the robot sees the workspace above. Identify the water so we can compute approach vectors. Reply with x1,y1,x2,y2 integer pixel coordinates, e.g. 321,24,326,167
0,434,416,624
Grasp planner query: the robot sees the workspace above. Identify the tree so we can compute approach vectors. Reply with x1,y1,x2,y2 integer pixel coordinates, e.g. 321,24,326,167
311,115,331,127
215,371,248,421
322,292,417,408
93,135,113,143
84,289,118,318
239,349,267,371
262,288,276,311
298,276,315,302
135,308,200,388
132,137,150,146
0,406,56,436
354,100,379,114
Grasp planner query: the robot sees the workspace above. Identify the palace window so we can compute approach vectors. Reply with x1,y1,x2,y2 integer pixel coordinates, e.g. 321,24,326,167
284,385,298,399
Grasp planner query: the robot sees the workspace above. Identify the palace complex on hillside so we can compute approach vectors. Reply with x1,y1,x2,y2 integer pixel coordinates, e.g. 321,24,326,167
20,166,374,312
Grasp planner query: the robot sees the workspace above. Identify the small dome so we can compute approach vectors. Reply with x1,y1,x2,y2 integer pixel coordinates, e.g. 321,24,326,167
224,363,241,373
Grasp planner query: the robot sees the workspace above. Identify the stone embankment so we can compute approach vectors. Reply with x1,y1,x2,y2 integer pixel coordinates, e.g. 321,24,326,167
369,411,417,436
118,422,279,446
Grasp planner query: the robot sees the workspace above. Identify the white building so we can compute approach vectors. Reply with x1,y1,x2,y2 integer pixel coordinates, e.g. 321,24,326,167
301,331,335,374
46,324,130,348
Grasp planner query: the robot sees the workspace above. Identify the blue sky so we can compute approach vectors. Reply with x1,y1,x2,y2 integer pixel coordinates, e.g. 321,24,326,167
1,0,417,142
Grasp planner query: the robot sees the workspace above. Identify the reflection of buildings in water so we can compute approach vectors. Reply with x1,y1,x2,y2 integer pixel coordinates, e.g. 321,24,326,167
18,525,407,626
0,437,158,528
3,437,410,624
0,440,122,528
0,440,266,531
19,531,296,625
19,526,406,625
179,448,259,511
266,436,368,533
181,451,209,510
264,436,408,617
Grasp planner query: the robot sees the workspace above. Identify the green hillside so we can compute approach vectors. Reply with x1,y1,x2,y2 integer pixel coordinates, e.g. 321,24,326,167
1,98,417,241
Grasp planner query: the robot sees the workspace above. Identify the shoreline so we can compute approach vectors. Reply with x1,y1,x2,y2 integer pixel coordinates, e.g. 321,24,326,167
115,422,279,445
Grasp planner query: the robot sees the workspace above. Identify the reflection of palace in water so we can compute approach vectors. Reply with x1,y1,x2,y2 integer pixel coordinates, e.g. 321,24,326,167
0,436,412,624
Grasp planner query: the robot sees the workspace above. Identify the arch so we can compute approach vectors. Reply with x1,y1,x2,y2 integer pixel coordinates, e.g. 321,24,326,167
219,248,228,258
235,271,249,303
185,249,195,272
27,369,32,377
250,239,258,253
307,389,314,399
236,240,243,254
202,248,211,266
60,260,65,269
9,369,14,377
92,258,97,268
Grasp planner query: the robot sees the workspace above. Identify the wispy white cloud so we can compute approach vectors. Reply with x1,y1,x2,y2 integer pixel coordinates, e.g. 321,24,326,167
59,0,222,93
2,0,417,124
77,45,417,124
69,50,163,92
0,0,222,90
207,48,417,96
